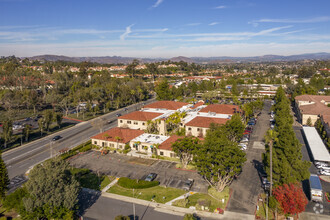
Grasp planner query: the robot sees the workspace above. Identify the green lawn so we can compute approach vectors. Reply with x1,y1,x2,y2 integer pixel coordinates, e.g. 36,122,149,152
100,176,114,190
173,187,230,211
108,184,186,203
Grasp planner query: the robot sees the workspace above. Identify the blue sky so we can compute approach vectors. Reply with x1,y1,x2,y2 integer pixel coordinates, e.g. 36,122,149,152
1,0,330,57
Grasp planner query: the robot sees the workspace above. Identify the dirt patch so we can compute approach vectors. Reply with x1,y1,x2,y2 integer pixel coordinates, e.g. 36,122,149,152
128,157,156,166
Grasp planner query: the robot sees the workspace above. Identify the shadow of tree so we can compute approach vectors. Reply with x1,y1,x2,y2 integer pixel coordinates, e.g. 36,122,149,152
77,188,101,217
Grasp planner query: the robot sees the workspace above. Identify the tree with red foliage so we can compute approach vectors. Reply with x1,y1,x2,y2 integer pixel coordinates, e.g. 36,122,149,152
273,183,308,217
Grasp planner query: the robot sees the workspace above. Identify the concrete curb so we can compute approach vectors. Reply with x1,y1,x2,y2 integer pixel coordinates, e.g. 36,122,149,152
101,191,255,219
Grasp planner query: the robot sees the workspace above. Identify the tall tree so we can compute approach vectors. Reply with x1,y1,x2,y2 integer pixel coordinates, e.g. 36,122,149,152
44,110,54,132
195,124,246,192
224,113,245,142
55,113,63,128
23,158,80,219
2,120,13,149
171,136,199,169
155,79,172,100
0,151,10,200
23,124,32,142
273,183,308,217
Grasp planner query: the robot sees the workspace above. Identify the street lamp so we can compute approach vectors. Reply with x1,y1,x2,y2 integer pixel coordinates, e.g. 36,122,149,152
133,189,142,220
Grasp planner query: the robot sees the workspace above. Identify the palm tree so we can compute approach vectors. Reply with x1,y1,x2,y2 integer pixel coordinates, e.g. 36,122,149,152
114,136,122,149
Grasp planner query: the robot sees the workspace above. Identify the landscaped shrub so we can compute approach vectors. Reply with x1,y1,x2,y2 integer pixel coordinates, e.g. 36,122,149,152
79,144,92,152
117,177,159,189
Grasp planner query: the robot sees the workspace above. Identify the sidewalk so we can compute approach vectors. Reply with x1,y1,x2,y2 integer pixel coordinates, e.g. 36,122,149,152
101,191,255,220
165,191,195,205
101,177,119,192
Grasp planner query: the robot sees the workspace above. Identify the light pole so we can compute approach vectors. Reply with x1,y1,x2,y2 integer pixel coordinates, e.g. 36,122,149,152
133,189,141,220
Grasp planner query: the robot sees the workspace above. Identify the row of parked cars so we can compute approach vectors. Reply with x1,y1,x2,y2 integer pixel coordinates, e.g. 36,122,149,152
239,117,257,150
315,162,330,176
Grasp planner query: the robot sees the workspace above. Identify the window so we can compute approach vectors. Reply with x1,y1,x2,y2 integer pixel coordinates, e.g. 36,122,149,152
120,120,123,123
188,127,192,131
170,153,176,158
134,121,138,125
142,122,145,125
94,141,97,144
160,151,164,156
110,143,114,147
127,121,131,124
197,128,200,131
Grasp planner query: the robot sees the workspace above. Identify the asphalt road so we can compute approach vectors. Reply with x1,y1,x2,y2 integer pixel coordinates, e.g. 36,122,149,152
226,100,270,214
3,98,156,191
80,189,216,220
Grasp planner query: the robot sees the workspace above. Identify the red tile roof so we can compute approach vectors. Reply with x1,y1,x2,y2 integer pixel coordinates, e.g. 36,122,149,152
185,116,229,128
190,101,205,109
295,95,330,103
119,111,163,121
158,135,204,151
299,102,330,116
143,101,189,110
91,127,144,143
158,135,183,151
199,104,240,115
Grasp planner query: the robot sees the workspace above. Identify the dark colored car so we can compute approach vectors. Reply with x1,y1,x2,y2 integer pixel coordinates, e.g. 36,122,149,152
183,178,194,191
52,135,62,141
116,113,122,117
145,173,157,182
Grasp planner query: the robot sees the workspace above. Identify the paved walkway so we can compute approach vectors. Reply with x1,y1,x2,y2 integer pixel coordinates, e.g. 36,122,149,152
165,191,195,205
101,177,119,192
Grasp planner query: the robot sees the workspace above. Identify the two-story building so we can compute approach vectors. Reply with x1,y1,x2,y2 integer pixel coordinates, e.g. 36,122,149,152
91,127,144,149
294,95,330,125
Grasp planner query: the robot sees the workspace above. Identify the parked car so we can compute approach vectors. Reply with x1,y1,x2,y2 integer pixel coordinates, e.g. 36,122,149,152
116,113,122,117
241,137,249,142
238,143,247,150
145,173,157,182
315,162,328,167
183,178,194,191
52,135,62,141
248,121,255,126
319,169,330,176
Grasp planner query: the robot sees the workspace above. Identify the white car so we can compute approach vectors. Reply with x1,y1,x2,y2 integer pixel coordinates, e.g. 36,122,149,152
241,138,249,142
318,166,330,170
319,169,330,176
238,143,247,150
315,162,328,166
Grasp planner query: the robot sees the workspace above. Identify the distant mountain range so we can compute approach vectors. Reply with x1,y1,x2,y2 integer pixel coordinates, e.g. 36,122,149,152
29,52,330,64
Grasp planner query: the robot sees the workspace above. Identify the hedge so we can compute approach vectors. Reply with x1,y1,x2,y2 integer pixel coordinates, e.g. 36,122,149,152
117,177,159,189
61,140,92,160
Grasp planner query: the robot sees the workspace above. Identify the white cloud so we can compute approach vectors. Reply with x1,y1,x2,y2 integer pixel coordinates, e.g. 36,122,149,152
120,24,134,40
186,23,201,26
209,22,219,26
215,5,226,9
251,16,330,24
152,0,164,8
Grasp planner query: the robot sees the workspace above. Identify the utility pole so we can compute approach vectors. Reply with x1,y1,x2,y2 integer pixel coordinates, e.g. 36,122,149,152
133,188,135,220
270,140,273,196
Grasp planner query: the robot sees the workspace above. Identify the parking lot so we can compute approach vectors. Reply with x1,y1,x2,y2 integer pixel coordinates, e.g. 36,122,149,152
69,151,209,193
226,100,271,214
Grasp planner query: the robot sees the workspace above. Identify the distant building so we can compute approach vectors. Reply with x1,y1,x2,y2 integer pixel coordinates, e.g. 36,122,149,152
294,95,330,125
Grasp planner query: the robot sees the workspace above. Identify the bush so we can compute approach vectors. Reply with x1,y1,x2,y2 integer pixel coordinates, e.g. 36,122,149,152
123,144,131,154
115,215,130,220
183,213,197,220
3,187,28,211
117,177,159,189
79,144,92,152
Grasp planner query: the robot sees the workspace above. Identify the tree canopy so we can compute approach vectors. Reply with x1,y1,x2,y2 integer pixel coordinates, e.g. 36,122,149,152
194,123,246,192
22,158,80,219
